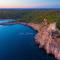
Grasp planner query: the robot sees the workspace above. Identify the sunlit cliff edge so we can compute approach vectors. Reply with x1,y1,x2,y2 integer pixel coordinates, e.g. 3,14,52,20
26,19,60,60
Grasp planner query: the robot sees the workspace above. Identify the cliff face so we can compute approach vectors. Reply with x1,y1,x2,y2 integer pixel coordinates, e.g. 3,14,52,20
27,20,60,60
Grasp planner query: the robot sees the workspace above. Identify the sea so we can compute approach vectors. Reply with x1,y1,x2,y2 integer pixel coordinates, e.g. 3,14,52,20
0,19,56,60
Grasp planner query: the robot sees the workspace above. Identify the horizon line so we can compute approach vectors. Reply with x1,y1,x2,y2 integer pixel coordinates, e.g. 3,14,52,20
0,7,60,9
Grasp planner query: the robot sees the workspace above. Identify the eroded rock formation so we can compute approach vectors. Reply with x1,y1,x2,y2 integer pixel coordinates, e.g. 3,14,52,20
27,19,60,60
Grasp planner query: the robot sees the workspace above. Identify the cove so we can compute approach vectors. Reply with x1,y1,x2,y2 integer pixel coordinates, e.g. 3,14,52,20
0,20,56,60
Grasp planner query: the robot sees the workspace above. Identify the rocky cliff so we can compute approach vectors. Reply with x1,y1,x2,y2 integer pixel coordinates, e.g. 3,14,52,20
27,19,60,60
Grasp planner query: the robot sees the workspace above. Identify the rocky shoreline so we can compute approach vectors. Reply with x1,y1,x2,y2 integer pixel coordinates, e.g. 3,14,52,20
26,21,60,60
0,20,60,60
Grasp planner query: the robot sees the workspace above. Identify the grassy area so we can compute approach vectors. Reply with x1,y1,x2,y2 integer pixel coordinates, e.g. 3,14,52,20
0,9,60,28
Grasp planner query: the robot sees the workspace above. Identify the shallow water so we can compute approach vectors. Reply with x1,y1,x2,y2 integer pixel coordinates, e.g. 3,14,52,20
0,19,15,23
0,20,56,60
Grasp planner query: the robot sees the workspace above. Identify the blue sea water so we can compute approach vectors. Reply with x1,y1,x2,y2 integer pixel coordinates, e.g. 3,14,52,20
0,20,56,60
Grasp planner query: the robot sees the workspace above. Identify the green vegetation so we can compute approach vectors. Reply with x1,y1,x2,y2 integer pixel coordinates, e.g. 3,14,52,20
56,19,60,29
0,9,60,28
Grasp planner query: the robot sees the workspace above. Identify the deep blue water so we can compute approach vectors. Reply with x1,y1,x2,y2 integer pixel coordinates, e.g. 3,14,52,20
0,20,56,60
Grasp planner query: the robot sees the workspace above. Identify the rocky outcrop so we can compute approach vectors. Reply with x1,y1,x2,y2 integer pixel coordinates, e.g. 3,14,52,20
27,19,60,60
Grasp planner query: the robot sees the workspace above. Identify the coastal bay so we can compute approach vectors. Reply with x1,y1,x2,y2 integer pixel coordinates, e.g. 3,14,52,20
0,19,56,60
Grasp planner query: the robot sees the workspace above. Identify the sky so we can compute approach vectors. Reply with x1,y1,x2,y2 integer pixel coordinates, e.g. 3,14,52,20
0,0,60,8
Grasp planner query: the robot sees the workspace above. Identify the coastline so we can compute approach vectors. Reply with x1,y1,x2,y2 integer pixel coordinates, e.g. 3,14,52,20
26,23,60,60
0,21,60,60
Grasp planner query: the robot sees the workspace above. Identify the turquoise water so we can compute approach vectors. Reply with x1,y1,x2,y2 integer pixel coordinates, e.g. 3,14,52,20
0,19,15,23
0,20,56,60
